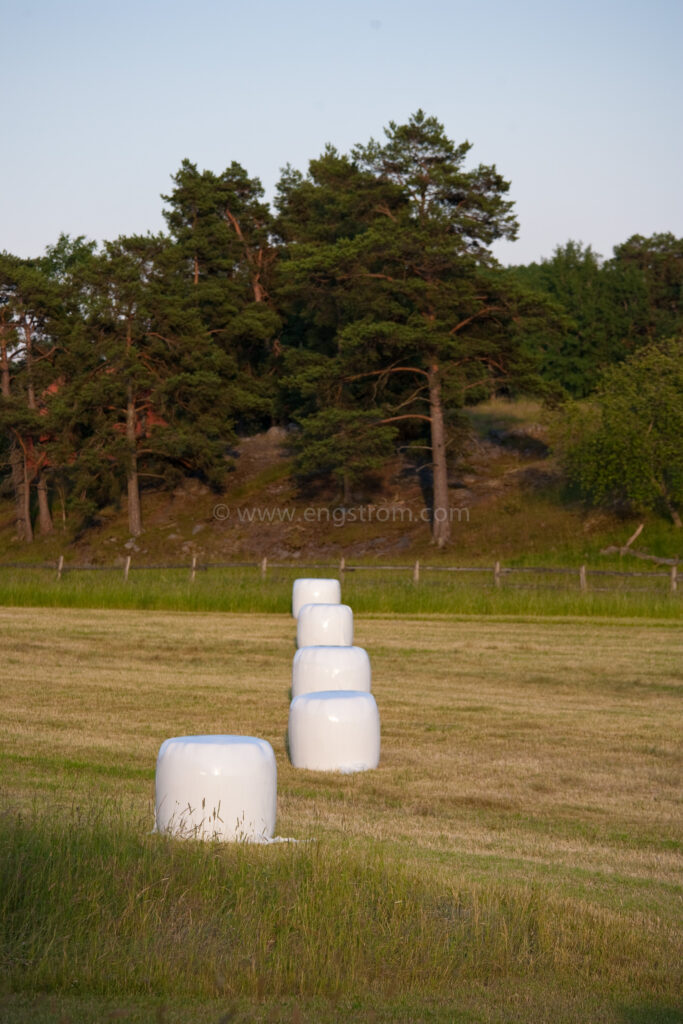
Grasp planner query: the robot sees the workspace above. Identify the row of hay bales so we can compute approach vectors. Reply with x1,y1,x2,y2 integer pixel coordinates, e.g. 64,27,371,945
153,578,380,842
289,577,380,773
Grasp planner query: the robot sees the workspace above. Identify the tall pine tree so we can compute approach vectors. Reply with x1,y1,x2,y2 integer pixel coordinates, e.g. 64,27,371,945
276,112,534,545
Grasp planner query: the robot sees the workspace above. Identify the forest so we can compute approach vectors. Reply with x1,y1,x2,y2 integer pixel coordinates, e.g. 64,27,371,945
1,111,682,548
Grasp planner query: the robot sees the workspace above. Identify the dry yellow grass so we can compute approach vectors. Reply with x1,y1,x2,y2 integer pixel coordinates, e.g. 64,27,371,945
2,607,681,913
2,606,682,1022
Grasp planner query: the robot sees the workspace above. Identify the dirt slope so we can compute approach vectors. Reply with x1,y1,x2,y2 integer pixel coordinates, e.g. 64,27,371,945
0,400,630,566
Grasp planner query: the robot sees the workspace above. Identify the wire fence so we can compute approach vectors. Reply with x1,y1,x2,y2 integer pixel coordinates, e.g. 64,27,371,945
1,555,680,596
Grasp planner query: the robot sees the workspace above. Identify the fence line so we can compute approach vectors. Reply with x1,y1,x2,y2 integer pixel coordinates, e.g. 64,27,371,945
1,556,679,594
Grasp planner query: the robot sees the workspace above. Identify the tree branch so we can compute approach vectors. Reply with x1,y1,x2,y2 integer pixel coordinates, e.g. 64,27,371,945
374,202,398,222
379,413,432,425
145,332,178,347
389,385,429,413
449,306,504,335
600,545,679,566
345,365,429,384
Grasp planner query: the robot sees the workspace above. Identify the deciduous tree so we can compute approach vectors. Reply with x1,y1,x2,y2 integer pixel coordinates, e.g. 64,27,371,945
560,338,683,525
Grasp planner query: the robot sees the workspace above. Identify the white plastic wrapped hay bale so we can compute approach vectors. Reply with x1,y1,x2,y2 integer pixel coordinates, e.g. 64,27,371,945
288,691,380,772
296,603,353,648
154,735,277,842
292,578,342,618
292,645,371,698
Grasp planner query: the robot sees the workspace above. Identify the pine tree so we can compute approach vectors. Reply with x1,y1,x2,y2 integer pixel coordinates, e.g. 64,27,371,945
276,113,532,545
0,252,65,540
53,234,234,536
162,159,281,399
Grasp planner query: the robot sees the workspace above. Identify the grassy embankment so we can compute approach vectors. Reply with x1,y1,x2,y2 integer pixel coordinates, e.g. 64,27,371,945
1,607,681,1023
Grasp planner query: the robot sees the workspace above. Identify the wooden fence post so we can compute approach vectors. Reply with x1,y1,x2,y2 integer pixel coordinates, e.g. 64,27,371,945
340,556,345,581
671,564,678,594
260,556,267,580
413,559,420,584
124,555,131,582
56,555,64,581
579,565,587,592
190,554,197,583
494,561,501,588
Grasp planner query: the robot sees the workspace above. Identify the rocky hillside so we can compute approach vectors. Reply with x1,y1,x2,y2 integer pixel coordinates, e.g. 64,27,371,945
0,399,646,566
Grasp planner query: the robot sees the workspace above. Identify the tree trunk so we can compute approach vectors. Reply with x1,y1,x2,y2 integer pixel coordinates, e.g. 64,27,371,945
14,442,33,543
342,472,352,506
56,480,68,528
427,363,450,547
25,367,54,535
666,499,682,528
126,383,142,537
6,407,30,541
0,337,10,399
127,463,142,537
10,444,32,540
21,325,40,540
2,337,33,541
36,472,54,535
224,207,268,303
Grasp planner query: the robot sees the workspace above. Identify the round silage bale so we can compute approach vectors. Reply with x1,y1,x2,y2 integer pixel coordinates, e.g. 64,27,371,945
291,577,341,618
296,602,353,647
291,644,371,697
154,735,277,842
288,690,380,772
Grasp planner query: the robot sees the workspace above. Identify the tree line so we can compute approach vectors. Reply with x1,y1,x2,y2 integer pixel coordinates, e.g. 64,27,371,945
1,111,681,547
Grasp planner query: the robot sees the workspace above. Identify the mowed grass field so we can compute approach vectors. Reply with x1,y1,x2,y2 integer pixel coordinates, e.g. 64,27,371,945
1,607,682,1023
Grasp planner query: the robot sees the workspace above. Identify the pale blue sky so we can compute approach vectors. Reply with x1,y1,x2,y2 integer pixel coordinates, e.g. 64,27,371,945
1,0,681,265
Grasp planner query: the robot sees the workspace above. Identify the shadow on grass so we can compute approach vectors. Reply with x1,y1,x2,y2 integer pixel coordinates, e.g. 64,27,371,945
619,1005,683,1024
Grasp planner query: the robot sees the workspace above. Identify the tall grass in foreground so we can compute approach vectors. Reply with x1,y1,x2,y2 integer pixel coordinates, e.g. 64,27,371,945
0,565,680,617
1,802,676,1005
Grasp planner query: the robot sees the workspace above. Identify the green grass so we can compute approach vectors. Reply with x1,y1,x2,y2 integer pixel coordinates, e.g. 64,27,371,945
1,807,600,999
3,805,679,1024
0,564,679,618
